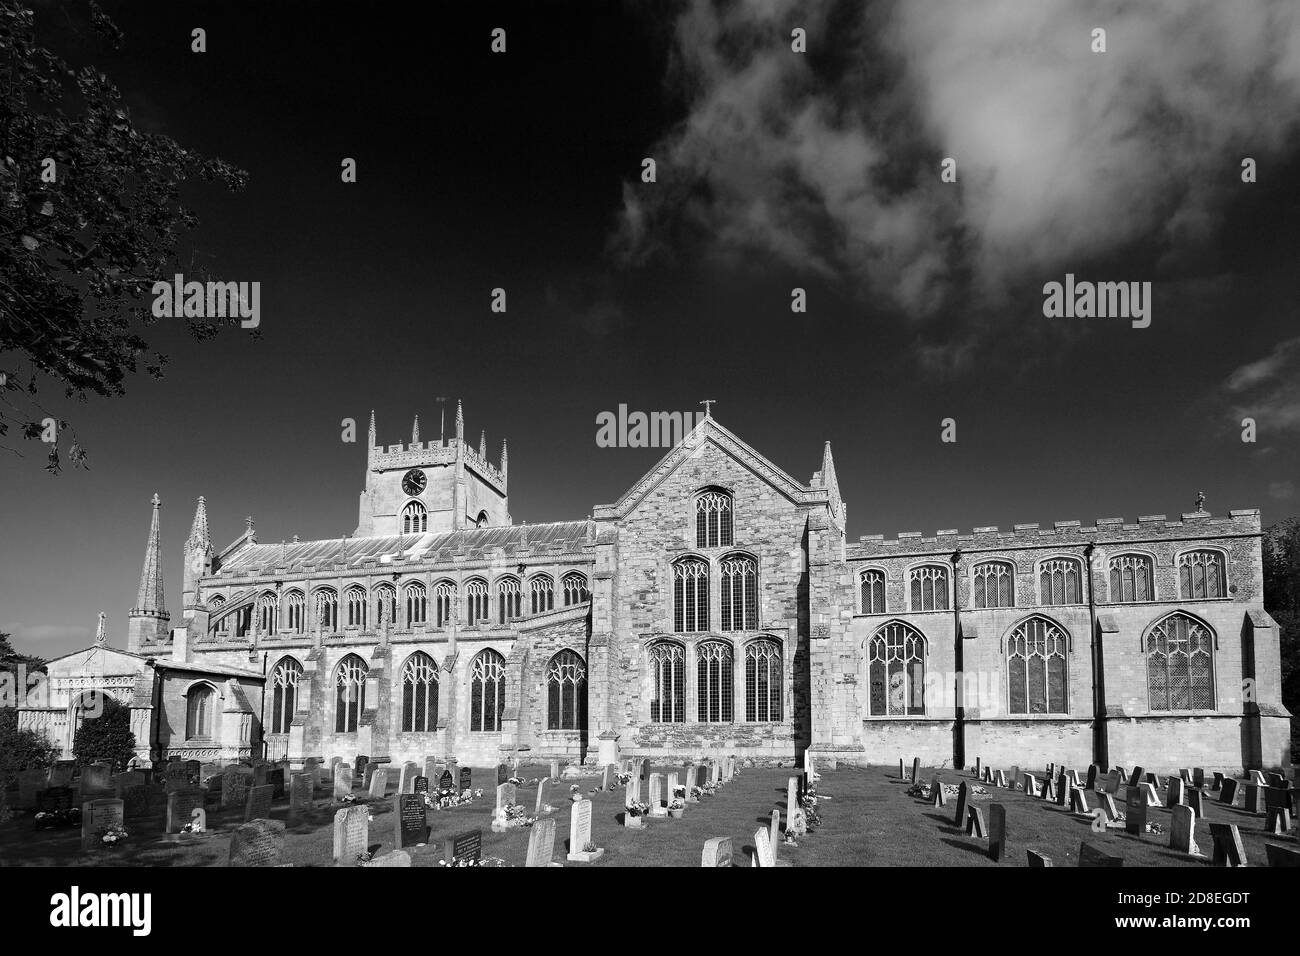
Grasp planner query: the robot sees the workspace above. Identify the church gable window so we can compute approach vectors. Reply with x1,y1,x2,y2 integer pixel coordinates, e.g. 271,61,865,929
1178,550,1227,599
673,557,709,632
695,490,733,549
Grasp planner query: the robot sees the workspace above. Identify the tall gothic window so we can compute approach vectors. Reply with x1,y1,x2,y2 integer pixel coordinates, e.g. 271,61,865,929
909,565,950,612
185,684,215,738
530,575,554,614
649,641,685,723
1179,550,1227,599
498,576,521,622
270,657,302,734
673,557,709,632
234,604,252,638
285,590,305,633
433,581,455,626
719,554,758,631
406,582,428,626
860,569,886,614
401,500,427,534
1006,617,1068,714
1146,613,1215,711
546,649,587,730
345,586,367,628
209,595,228,636
562,572,589,606
373,584,396,628
469,649,506,732
1039,558,1083,605
745,639,782,722
257,593,278,634
334,654,368,733
695,490,733,548
401,652,439,732
972,560,1015,609
867,622,926,716
1109,553,1155,602
697,641,733,723
315,589,338,632
465,579,489,625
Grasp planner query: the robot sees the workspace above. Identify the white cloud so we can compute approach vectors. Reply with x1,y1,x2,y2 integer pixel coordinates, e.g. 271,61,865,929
1225,335,1300,434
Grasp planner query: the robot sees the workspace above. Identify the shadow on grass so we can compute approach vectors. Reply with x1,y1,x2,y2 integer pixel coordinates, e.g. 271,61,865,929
940,837,992,859
922,812,965,836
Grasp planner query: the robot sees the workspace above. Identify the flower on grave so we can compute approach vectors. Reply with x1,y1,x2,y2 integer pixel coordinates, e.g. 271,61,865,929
101,825,129,846
783,832,799,847
570,784,581,794
582,841,598,853
356,850,374,865
507,776,525,787
667,799,684,811
1147,822,1163,834
625,800,650,817
340,793,358,804
672,785,686,799
473,788,483,798
614,771,632,785
438,856,509,867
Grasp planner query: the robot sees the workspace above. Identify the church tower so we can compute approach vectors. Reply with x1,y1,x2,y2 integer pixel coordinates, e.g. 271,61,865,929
127,493,171,652
354,403,510,537
181,496,213,614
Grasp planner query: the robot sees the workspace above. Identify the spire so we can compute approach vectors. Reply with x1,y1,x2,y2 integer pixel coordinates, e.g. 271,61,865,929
820,441,837,488
188,495,210,548
479,429,486,457
412,414,420,443
455,399,464,441
132,494,166,616
500,439,508,479
368,409,376,447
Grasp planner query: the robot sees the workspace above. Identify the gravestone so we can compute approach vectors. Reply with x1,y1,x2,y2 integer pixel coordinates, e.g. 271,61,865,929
166,788,207,834
229,819,285,867
395,793,429,848
443,828,482,865
602,764,613,793
752,826,775,867
1266,771,1286,788
966,806,986,838
399,762,419,794
667,771,681,804
1187,787,1204,819
123,785,155,821
244,784,273,823
1090,809,1107,833
458,767,472,793
695,764,709,789
306,758,322,788
1022,772,1038,797
267,767,286,800
899,758,905,780
995,770,1008,789
1145,772,1160,789
1102,771,1121,795
223,769,251,811
497,763,509,785
1078,842,1123,867
701,834,733,868
446,760,459,787
368,767,389,799
1041,775,1056,802
567,798,603,862
1179,768,1193,785
647,773,666,816
1212,771,1224,791
535,778,551,815
526,816,558,867
1125,785,1147,835
413,776,429,797
333,766,354,801
423,757,440,783
354,755,370,786
1102,793,1120,821
549,759,560,780
954,782,970,827
112,770,146,798
365,850,412,867
1248,769,1266,786
289,773,314,821
1085,765,1098,791
81,798,125,851
1008,766,1020,790
16,769,46,810
770,809,781,862
1166,777,1185,808
332,805,369,865
1140,783,1160,807
1264,843,1300,867
1265,788,1293,834
1069,787,1089,815
81,763,113,794
1209,823,1246,867
988,804,1006,861
1055,771,1069,806
1170,805,1200,855
910,757,920,785
1219,777,1239,805
1027,850,1053,867
1127,766,1144,788
48,761,75,787
974,757,981,778
439,770,454,793
930,775,946,807
492,782,516,831
164,766,190,793
1244,784,1264,814
787,777,799,816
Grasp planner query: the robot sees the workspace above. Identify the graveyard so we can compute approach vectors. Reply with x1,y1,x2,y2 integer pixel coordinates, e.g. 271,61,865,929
1,756,1296,867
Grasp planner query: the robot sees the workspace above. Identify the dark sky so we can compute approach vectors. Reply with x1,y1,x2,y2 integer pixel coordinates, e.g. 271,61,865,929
3,0,1298,657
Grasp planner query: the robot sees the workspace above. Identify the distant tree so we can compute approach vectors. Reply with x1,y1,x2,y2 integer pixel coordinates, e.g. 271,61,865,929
0,630,44,674
0,708,59,787
0,1,248,472
1262,518,1299,758
71,695,136,771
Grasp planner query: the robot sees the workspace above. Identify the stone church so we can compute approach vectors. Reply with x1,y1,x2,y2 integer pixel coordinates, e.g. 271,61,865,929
22,404,1291,774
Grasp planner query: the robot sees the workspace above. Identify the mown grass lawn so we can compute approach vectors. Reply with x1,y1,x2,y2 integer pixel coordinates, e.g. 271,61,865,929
1,763,1293,867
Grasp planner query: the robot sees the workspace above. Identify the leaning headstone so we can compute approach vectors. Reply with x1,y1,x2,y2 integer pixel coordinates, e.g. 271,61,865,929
289,772,314,822
1166,776,1185,808
954,782,970,827
395,793,429,848
399,762,419,794
1023,773,1039,798
702,836,732,867
988,804,1006,861
229,819,286,867
1244,784,1265,814
458,767,471,794
332,805,369,866
1102,770,1121,795
1078,842,1123,867
244,784,273,823
1265,789,1293,834
1264,843,1300,867
930,775,946,807
443,828,483,865
222,769,250,811
535,778,551,815
525,816,558,867
1125,786,1148,835
1040,775,1056,802
1187,787,1205,819
995,770,1008,789
165,788,207,834
1069,787,1089,815
966,806,986,838
1140,783,1160,807
1248,769,1266,786
1127,766,1144,788
367,767,389,799
567,799,603,862
1219,776,1239,806
1008,765,1020,790
81,798,125,851
1208,823,1247,867
1027,850,1053,867
910,757,920,785
1169,805,1200,856
334,766,353,801
1211,771,1224,791
1085,765,1098,792
752,826,775,867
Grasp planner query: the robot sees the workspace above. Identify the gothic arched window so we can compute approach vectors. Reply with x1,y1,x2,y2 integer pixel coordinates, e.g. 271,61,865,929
497,576,521,623
465,578,489,625
469,649,506,732
373,584,396,628
719,554,757,631
334,654,368,733
401,500,427,534
401,652,439,733
649,641,685,723
860,569,886,614
185,684,215,738
433,581,455,626
257,593,278,634
1178,550,1227,599
562,572,589,606
909,565,950,612
345,586,367,628
314,588,338,632
697,641,733,723
673,557,709,632
546,649,587,730
1007,617,1068,715
867,622,926,716
1146,612,1215,711
210,595,229,636
405,582,427,626
285,590,305,633
1109,553,1155,603
695,490,733,548
972,560,1015,609
270,657,302,734
745,639,782,722
1039,558,1083,606
530,574,554,615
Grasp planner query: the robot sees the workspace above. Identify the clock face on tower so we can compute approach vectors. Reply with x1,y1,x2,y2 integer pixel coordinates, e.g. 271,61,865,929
402,469,426,497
